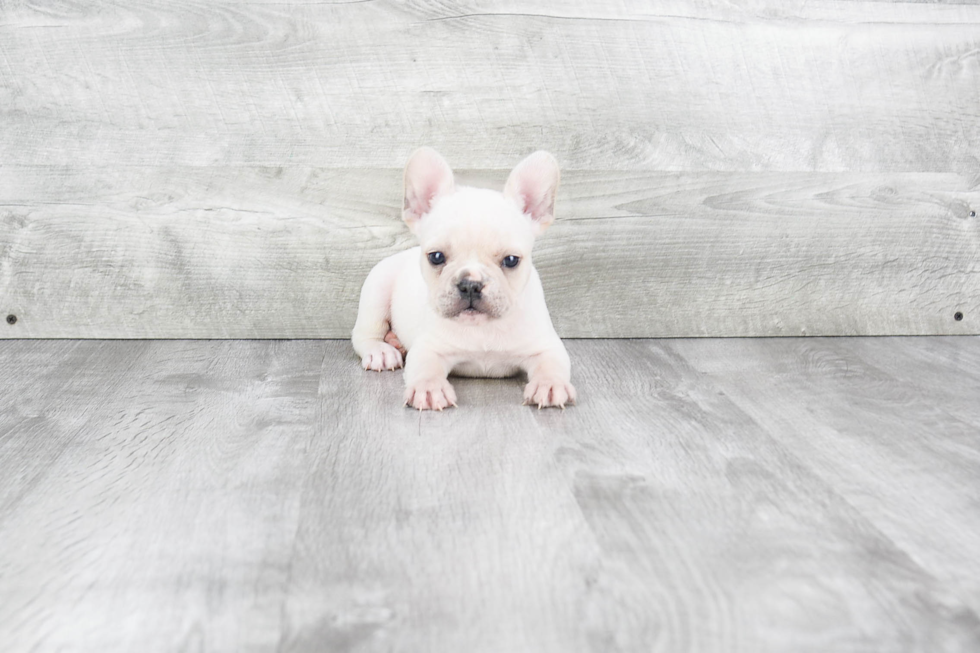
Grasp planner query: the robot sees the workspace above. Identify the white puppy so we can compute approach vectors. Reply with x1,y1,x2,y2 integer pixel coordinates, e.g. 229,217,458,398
352,147,576,411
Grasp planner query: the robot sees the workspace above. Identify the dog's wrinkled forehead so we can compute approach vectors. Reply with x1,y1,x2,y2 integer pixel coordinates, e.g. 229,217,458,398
416,188,534,250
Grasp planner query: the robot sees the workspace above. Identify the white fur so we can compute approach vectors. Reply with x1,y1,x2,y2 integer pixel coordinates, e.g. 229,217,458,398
352,148,576,410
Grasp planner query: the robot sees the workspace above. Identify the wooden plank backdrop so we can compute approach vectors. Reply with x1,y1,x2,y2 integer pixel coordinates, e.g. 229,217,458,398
1,0,978,338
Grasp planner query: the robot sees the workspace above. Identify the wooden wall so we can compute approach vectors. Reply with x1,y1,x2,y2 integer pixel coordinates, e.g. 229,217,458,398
1,0,978,338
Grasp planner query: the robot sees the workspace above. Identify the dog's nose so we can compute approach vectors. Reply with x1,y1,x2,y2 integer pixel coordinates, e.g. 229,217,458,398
457,278,484,300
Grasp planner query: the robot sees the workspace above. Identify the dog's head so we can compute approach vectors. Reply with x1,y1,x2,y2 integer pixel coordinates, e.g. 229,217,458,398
401,147,560,324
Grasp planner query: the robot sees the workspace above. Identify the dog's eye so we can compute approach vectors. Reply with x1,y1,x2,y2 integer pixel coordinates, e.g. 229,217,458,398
502,255,520,269
427,251,446,266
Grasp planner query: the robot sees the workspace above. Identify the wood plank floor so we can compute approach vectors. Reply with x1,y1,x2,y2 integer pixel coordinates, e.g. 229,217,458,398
0,338,978,652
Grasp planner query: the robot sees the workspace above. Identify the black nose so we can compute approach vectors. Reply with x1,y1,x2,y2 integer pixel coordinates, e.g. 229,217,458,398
457,278,484,300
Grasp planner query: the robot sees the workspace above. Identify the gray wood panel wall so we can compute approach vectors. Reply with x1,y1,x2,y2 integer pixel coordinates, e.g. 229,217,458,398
1,0,978,338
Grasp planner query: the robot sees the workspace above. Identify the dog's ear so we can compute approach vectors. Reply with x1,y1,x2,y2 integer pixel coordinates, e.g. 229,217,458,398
403,147,455,233
504,151,560,235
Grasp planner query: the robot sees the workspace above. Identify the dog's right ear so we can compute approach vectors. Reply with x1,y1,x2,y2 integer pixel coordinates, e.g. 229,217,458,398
403,147,455,233
504,151,560,235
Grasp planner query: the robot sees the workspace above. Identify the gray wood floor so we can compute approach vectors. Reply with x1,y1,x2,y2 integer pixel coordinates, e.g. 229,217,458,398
1,338,979,652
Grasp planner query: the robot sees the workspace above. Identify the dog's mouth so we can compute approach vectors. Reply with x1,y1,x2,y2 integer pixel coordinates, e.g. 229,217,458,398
445,300,497,321
437,289,507,322
454,304,487,320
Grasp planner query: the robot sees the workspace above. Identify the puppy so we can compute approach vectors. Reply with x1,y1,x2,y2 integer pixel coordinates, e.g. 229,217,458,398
351,147,575,411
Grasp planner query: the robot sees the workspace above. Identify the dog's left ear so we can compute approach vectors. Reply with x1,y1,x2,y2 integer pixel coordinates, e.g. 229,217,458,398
504,151,560,235
403,147,455,234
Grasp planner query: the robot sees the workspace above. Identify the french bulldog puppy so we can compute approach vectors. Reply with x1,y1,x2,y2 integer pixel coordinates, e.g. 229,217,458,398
351,147,575,411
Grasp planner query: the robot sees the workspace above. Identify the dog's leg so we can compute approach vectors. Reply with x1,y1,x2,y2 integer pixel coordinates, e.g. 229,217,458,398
522,345,576,409
403,347,456,410
383,330,407,356
352,256,404,371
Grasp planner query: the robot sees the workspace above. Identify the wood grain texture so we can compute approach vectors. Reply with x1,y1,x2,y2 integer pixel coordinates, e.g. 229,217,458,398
2,0,979,337
670,336,980,616
2,337,980,651
0,340,323,651
1,0,978,171
2,166,977,337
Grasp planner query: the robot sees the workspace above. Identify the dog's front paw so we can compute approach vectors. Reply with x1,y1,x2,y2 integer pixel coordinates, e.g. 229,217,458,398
524,377,576,409
404,378,457,411
361,342,404,372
